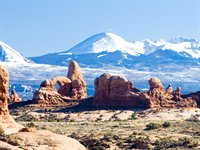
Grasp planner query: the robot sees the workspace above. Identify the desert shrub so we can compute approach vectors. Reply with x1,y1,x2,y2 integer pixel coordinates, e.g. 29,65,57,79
186,115,200,122
162,121,171,128
112,135,120,140
124,136,151,149
178,137,199,148
26,122,35,128
0,127,5,136
154,137,199,149
80,135,110,150
154,137,177,149
69,132,79,139
0,127,8,142
130,137,151,149
145,122,160,130
129,112,137,120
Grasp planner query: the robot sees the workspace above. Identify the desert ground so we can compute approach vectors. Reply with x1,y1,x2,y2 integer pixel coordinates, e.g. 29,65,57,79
8,104,200,150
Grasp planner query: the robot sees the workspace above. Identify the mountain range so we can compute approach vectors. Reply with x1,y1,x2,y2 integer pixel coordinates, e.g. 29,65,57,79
30,32,200,71
0,32,200,99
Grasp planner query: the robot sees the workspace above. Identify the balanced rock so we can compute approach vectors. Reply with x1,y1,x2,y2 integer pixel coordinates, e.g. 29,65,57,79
9,89,22,103
0,65,23,134
93,73,149,107
32,79,64,104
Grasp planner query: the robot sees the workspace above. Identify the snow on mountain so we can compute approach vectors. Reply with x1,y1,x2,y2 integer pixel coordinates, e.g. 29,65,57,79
59,33,200,58
30,32,200,70
1,37,200,100
141,38,200,58
0,41,32,64
60,32,144,56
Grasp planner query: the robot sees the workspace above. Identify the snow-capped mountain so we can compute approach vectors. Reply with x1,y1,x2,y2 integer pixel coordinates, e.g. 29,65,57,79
141,38,200,58
0,37,199,100
30,32,200,71
0,41,32,64
64,32,143,56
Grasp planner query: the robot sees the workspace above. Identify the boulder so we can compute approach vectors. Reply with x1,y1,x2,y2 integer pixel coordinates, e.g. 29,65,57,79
32,79,64,104
6,130,86,150
9,89,22,103
93,73,149,108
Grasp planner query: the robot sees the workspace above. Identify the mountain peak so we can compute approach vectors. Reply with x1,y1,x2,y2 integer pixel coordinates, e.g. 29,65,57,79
0,41,32,64
61,32,144,56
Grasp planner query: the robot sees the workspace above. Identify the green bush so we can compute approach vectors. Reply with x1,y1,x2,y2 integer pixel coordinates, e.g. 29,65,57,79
26,122,35,128
129,113,137,120
154,137,199,149
145,122,160,130
186,115,200,122
162,121,171,128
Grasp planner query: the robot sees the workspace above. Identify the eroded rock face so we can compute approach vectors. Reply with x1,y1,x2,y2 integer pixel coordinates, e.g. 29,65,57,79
166,84,173,94
0,65,23,134
93,74,197,109
67,60,83,81
9,89,22,103
183,91,200,107
0,65,9,117
146,78,197,108
33,61,87,104
93,73,149,108
32,79,64,104
53,76,72,97
67,60,87,99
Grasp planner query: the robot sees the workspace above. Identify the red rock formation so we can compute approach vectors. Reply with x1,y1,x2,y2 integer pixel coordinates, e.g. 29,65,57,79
0,65,23,134
52,76,72,97
93,74,197,109
32,79,64,104
183,91,200,107
0,65,10,117
9,89,22,103
146,78,196,108
33,61,87,104
93,73,149,108
166,84,173,94
175,87,181,97
67,60,83,81
67,60,87,99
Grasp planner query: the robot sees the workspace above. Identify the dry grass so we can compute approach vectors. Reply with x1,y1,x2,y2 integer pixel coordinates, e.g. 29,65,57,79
18,119,200,150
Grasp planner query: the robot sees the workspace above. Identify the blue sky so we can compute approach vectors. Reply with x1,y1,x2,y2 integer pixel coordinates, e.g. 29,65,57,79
0,0,199,56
